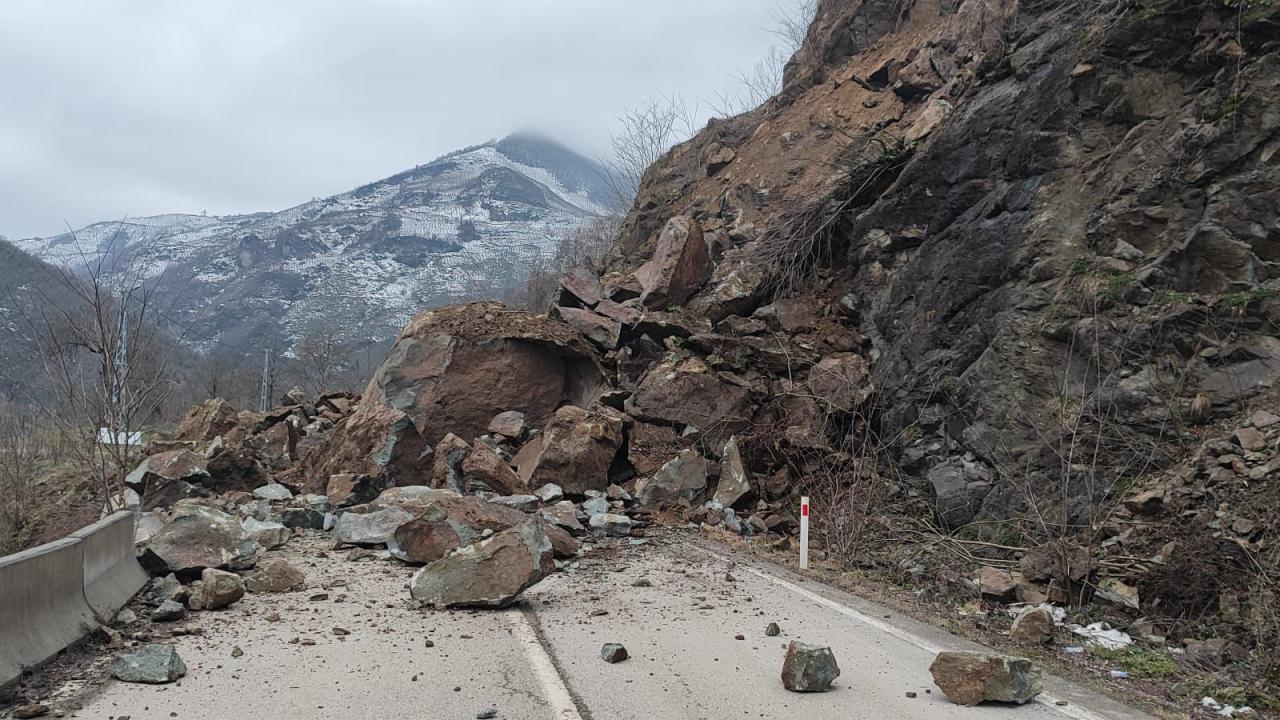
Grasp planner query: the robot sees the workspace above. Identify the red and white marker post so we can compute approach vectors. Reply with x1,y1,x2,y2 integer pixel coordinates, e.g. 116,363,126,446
799,496,810,570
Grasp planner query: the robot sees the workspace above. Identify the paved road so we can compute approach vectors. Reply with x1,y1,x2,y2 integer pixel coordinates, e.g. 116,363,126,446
73,532,1155,720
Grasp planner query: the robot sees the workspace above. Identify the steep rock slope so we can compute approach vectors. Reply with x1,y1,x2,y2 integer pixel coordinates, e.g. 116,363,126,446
612,0,1280,529
17,134,614,354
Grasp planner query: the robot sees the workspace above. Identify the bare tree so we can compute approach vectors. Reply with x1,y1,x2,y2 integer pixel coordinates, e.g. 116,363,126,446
27,225,183,509
711,1,820,118
600,92,699,209
771,0,820,53
293,319,351,396
0,404,45,554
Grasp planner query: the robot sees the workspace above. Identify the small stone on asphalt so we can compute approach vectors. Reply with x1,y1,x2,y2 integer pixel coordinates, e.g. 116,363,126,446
601,643,629,663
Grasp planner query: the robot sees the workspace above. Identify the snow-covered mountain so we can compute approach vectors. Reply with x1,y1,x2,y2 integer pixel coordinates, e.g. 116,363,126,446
16,133,616,355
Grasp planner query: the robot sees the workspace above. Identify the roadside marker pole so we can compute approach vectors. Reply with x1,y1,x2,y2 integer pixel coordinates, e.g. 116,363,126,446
799,496,810,570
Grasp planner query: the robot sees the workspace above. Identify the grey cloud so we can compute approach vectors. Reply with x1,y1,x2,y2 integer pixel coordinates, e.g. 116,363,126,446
0,0,784,238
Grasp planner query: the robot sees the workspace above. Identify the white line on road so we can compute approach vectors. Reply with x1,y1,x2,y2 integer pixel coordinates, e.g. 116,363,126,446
702,547,1120,720
507,608,585,720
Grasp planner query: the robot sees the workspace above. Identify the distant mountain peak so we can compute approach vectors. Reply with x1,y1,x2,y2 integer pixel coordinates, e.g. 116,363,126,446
17,133,613,357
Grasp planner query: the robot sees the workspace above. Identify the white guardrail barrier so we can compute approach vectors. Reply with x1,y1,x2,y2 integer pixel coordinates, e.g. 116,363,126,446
0,511,149,687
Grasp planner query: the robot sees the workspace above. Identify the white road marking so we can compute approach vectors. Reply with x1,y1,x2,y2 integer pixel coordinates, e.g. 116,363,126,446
702,547,1119,720
507,608,584,720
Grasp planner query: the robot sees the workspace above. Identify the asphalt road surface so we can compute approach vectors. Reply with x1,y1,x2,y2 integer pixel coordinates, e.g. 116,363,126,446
73,532,1155,720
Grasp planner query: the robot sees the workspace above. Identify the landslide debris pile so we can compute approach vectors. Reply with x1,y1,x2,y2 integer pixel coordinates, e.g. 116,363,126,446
127,301,805,620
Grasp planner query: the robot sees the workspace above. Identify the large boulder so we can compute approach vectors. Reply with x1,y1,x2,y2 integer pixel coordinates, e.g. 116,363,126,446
305,303,604,486
409,519,555,608
176,398,238,442
638,449,708,507
638,216,712,309
326,473,389,508
382,489,533,564
244,558,306,593
781,641,841,692
557,307,622,349
205,447,270,493
112,645,187,684
807,353,871,412
712,436,751,509
627,422,681,476
513,405,624,495
462,442,525,495
139,504,258,574
332,506,415,546
929,652,1042,706
242,517,290,550
125,451,210,511
627,357,754,447
428,433,471,491
192,568,244,611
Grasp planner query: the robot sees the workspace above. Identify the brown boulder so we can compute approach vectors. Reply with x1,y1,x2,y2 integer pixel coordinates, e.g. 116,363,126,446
176,399,238,442
125,451,211,511
429,433,472,491
205,447,270,494
977,566,1016,599
712,436,751,509
243,558,306,593
807,353,871,412
929,652,1042,706
558,265,604,307
1009,607,1055,644
326,473,388,509
753,299,819,333
462,442,524,495
388,511,463,564
487,411,528,440
627,357,754,447
1018,540,1094,583
539,500,585,533
639,216,712,309
557,307,622,349
514,406,624,495
627,422,681,476
638,449,708,507
545,524,580,559
408,519,555,608
380,488,541,564
304,303,603,485
593,298,641,325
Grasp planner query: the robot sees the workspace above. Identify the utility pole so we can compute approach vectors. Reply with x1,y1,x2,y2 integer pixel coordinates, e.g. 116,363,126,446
259,349,271,413
110,292,129,437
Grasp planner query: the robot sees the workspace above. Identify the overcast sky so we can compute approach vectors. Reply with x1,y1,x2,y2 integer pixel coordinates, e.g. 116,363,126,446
0,1,784,239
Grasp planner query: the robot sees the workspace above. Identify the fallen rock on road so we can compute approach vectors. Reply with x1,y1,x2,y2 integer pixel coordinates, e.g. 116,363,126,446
112,645,187,684
929,652,1042,705
409,519,554,608
138,504,259,574
601,643,629,663
781,641,841,692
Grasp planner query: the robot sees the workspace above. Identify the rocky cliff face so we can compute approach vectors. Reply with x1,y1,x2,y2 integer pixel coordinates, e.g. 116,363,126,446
606,0,1280,533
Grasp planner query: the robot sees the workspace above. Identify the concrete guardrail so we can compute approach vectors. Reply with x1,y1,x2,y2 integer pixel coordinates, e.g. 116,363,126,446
1,510,149,687
72,512,150,623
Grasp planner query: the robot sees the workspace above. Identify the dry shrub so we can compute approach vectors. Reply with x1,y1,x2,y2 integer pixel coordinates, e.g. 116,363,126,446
0,407,48,554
